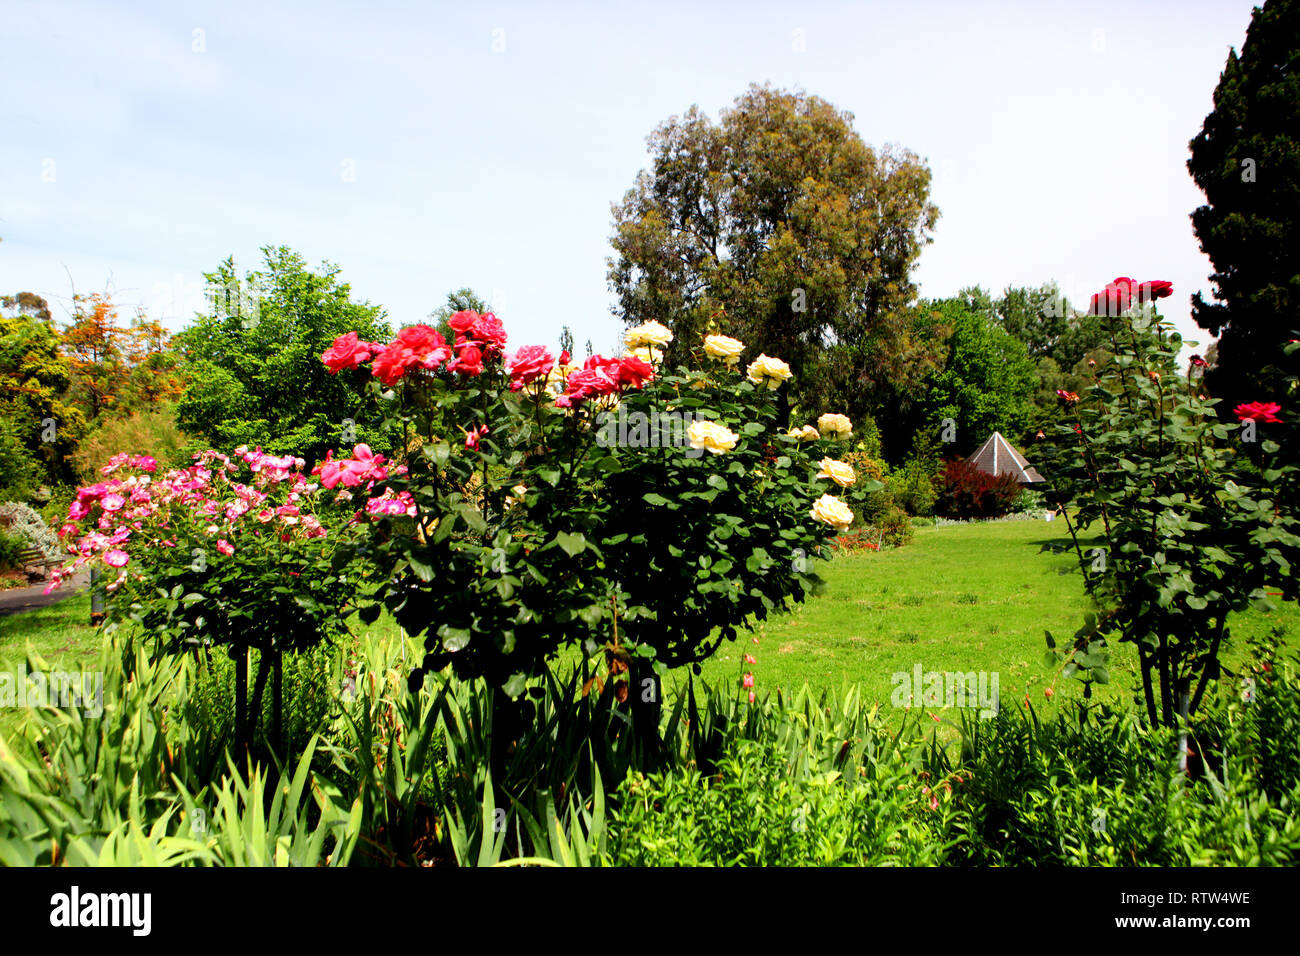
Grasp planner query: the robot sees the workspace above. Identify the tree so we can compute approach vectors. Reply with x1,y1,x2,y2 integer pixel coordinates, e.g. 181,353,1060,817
1187,0,1300,412
429,287,492,344
608,84,939,425
0,293,85,487
175,247,392,465
960,281,1106,371
917,299,1037,455
119,312,187,410
62,292,129,420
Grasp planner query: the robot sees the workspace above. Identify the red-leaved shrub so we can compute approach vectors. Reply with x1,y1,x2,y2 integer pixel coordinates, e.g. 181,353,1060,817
935,458,1024,519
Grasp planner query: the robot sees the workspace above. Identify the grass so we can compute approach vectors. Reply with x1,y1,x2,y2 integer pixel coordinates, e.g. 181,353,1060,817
3,519,1296,739
667,520,1300,728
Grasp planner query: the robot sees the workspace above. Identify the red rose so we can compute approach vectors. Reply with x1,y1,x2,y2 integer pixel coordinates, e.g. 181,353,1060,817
558,356,621,406
507,345,555,390
448,310,507,356
616,354,654,389
1234,401,1282,424
474,312,508,354
1137,280,1173,302
322,332,379,373
371,345,411,386
559,349,571,366
395,325,452,369
1190,354,1207,368
1088,277,1134,317
448,343,484,376
448,310,478,335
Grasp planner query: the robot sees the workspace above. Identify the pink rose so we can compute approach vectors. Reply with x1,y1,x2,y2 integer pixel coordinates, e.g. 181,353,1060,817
508,345,555,390
103,549,130,568
216,539,235,556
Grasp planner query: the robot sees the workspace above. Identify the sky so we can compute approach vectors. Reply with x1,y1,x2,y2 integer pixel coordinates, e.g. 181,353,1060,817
0,0,1259,359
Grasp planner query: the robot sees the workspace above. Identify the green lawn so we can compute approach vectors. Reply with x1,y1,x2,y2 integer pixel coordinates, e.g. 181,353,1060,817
667,520,1299,726
4,519,1296,739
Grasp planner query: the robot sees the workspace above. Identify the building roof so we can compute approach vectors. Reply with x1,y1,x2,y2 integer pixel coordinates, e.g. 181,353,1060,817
967,431,1045,483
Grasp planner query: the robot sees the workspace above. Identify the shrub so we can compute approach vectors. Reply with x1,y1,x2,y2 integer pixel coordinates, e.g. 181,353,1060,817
70,403,191,480
0,527,26,572
888,456,940,516
869,504,914,549
935,458,1024,519
0,501,64,563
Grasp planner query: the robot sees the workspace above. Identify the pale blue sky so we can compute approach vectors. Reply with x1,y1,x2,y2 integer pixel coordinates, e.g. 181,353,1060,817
1,0,1258,359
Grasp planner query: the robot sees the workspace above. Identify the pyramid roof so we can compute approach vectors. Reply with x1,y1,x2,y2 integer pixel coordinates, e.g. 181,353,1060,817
967,431,1045,483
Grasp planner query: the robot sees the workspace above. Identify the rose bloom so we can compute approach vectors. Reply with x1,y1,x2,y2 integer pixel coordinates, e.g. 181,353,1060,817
101,493,126,512
216,539,235,556
322,331,380,373
1136,280,1173,302
624,345,662,365
703,334,745,365
816,457,856,488
810,493,854,530
1234,401,1282,424
687,419,740,455
816,413,852,440
616,354,655,389
624,320,673,349
787,425,820,442
1088,277,1134,317
103,548,130,568
746,354,793,389
447,342,485,376
507,344,555,390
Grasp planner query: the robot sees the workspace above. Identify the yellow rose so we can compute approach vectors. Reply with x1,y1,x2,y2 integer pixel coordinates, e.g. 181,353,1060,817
505,484,528,511
746,354,793,390
687,419,740,455
625,320,673,349
786,424,820,442
816,457,856,488
817,413,853,440
624,345,663,364
810,493,854,530
703,334,745,365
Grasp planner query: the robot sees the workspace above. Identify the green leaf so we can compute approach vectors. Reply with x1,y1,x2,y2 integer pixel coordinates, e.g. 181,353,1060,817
502,673,527,698
438,625,470,653
408,552,435,583
555,532,586,557
643,492,671,506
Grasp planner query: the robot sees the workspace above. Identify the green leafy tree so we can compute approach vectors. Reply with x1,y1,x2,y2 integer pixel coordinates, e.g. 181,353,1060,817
960,282,1106,371
175,247,393,466
608,83,939,426
0,293,85,487
1187,0,1300,412
917,299,1037,455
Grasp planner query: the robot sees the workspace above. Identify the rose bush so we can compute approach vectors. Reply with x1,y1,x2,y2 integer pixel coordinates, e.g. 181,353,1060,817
321,310,874,762
1041,277,1300,729
46,447,394,751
